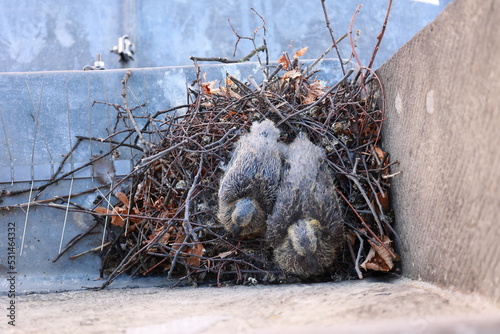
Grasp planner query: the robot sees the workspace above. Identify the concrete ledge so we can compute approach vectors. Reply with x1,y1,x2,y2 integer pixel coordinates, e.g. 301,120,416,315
1,279,498,333
377,0,500,303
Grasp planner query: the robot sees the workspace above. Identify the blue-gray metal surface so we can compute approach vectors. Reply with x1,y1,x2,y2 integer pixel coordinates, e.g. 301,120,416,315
0,0,453,72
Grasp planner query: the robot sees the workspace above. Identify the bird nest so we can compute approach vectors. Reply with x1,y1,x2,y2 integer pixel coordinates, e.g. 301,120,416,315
90,45,400,287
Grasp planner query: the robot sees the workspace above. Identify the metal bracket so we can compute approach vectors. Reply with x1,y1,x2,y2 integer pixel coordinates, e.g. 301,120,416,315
83,54,106,71
110,35,135,63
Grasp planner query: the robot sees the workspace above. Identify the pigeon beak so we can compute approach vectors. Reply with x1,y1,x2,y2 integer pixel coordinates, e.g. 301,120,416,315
232,225,243,238
304,254,320,273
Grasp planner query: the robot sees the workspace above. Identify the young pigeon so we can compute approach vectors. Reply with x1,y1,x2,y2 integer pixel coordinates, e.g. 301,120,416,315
218,119,284,238
266,134,344,277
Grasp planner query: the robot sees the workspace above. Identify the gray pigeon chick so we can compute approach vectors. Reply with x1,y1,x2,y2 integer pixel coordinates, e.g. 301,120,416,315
218,119,284,238
266,134,344,278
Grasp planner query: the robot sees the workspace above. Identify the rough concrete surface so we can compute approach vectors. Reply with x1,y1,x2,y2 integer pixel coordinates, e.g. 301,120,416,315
377,0,500,303
1,278,499,334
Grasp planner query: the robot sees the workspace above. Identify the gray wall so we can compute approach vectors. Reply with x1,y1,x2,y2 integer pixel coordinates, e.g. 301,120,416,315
377,0,500,303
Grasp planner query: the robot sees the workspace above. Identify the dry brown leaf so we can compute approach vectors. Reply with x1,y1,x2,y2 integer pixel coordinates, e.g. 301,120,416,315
110,207,125,227
94,206,125,227
94,207,108,215
360,235,395,272
374,145,386,162
201,101,215,108
152,225,173,245
294,46,308,58
130,208,143,223
277,54,289,70
216,250,235,259
376,190,390,212
153,196,165,209
170,232,186,252
160,233,171,245
373,145,391,179
186,243,205,268
346,233,356,246
309,80,325,95
282,70,302,81
220,86,242,99
149,231,171,245
201,80,218,95
116,192,130,208
303,94,315,105
303,80,326,104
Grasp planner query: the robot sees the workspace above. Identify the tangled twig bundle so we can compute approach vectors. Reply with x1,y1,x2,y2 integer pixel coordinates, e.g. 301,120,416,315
92,45,399,287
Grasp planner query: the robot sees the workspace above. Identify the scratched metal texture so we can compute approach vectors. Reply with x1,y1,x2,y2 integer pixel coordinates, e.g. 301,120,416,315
0,0,452,72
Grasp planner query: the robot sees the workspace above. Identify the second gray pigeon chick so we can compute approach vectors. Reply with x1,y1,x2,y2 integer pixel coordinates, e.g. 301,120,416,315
266,134,344,278
218,119,284,238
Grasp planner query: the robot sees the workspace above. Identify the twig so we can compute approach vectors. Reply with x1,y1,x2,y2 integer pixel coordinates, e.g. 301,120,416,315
261,90,295,132
300,68,353,113
92,100,147,113
247,75,261,92
267,63,283,81
204,127,237,149
366,0,393,71
346,174,384,235
354,230,364,279
69,241,113,260
249,8,269,75
277,68,354,126
164,157,204,279
190,45,266,64
52,220,101,263
99,244,140,290
167,235,189,280
228,17,254,57
121,70,151,150
335,188,396,259
137,139,189,166
51,137,83,180
306,33,348,76
349,5,365,84
76,136,143,151
183,156,204,242
0,187,108,211
5,126,137,197
382,171,402,179
320,0,346,74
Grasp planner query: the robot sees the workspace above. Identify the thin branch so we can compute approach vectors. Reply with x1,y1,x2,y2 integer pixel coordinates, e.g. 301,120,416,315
307,33,348,76
354,230,364,279
366,0,393,71
121,70,151,150
277,68,354,126
320,0,346,74
183,156,204,242
190,45,266,64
